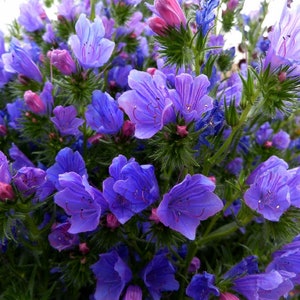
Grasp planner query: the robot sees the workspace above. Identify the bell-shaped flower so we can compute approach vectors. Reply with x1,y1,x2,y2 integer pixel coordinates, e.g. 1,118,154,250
91,251,132,300
2,38,43,82
171,73,214,123
103,155,159,224
233,270,295,300
69,14,115,69
156,174,223,240
85,90,124,134
142,254,179,300
54,172,107,234
118,69,176,139
186,272,220,300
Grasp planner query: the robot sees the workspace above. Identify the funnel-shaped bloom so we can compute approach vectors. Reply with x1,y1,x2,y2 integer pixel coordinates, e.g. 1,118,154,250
69,14,115,69
118,70,176,139
157,174,223,240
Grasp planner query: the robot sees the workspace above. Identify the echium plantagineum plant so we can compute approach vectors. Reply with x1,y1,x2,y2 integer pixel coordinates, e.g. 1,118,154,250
1,0,300,299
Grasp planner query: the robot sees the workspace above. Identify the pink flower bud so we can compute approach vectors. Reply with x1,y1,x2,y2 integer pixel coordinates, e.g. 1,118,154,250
227,0,239,11
219,292,240,300
149,208,160,224
263,140,273,148
47,49,76,75
208,176,216,184
0,182,15,201
0,125,7,136
24,90,46,114
188,257,201,273
155,0,186,27
176,125,188,137
146,67,157,75
121,120,135,138
79,242,90,255
148,17,169,35
88,133,105,145
106,213,120,229
278,71,287,82
123,285,143,300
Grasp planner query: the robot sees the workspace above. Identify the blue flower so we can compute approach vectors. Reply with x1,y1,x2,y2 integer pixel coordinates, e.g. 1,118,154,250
186,272,220,300
51,105,84,138
156,174,223,240
54,172,106,233
2,38,43,82
103,155,159,224
142,254,179,300
233,270,295,300
118,69,176,139
171,73,214,123
91,251,132,300
85,90,124,134
69,14,115,69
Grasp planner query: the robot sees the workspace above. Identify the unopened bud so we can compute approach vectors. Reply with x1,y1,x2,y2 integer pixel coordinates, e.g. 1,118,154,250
121,120,135,138
146,68,157,76
0,182,14,201
123,285,143,300
263,140,273,148
188,257,201,273
79,242,90,255
220,292,240,300
0,125,7,136
149,208,160,224
278,71,287,82
47,49,77,76
227,0,239,11
106,213,120,230
24,90,46,114
176,125,188,137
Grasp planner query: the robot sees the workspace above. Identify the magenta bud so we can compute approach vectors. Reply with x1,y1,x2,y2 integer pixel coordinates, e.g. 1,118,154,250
146,68,157,75
219,292,240,300
176,125,188,137
278,71,287,82
148,17,169,35
0,125,7,136
263,140,273,148
0,182,15,201
24,90,46,114
123,285,143,300
79,242,90,255
47,49,77,75
149,208,160,224
188,257,201,273
88,133,105,145
121,120,135,138
106,213,120,229
227,0,239,11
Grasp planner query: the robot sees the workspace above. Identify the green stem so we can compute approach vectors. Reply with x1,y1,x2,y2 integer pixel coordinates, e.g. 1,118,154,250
90,0,96,20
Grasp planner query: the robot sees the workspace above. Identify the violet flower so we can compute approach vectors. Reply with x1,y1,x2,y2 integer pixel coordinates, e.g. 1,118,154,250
91,251,132,300
0,151,11,184
103,155,160,224
54,172,106,234
233,270,295,300
69,14,115,69
171,73,214,123
142,254,179,300
118,69,176,139
57,0,80,21
51,105,84,137
157,174,223,240
18,0,47,32
272,130,291,150
9,143,35,171
2,38,43,82
6,99,26,130
186,272,220,300
85,90,124,134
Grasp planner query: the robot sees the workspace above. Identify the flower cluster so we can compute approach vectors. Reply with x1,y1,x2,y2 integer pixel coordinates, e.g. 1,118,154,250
1,0,300,299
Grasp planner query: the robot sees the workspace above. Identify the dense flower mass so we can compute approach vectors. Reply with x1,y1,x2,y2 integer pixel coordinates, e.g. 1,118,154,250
1,0,300,299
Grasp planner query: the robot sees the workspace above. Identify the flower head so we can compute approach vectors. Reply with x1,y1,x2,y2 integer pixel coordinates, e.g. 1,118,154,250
91,251,132,300
156,174,223,240
69,14,115,69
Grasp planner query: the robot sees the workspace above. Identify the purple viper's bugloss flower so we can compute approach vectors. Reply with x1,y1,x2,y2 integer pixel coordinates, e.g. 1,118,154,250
54,172,107,233
142,254,179,300
6,99,26,130
186,272,220,300
0,151,11,184
13,167,46,197
48,221,79,251
9,143,35,171
171,73,214,123
18,0,47,32
2,38,43,82
85,90,124,134
244,165,291,221
69,14,115,69
51,105,84,137
156,174,223,240
103,155,159,224
287,167,300,208
255,122,273,146
264,2,300,74
118,69,176,139
233,270,294,300
91,251,132,300
226,157,243,176
57,0,80,21
272,130,291,150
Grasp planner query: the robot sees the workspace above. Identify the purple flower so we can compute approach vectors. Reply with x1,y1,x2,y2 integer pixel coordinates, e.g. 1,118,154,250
13,167,46,197
69,14,115,69
264,3,300,74
6,99,26,130
48,221,79,251
2,38,43,82
272,130,291,150
226,157,243,176
171,73,214,123
103,155,160,224
244,165,291,221
287,167,300,208
255,122,273,146
186,272,220,300
142,254,179,300
51,105,84,137
91,251,132,300
18,0,46,32
9,143,35,171
0,151,11,184
57,0,80,21
118,70,176,139
47,49,77,75
156,174,223,240
85,90,124,134
223,256,259,280
54,172,106,233
233,270,295,300
42,24,56,44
